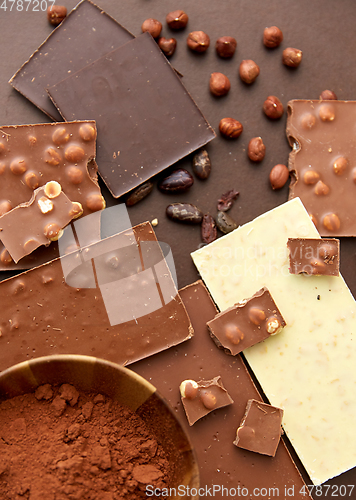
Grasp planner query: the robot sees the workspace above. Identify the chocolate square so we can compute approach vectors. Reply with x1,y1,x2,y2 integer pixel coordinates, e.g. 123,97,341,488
287,237,340,276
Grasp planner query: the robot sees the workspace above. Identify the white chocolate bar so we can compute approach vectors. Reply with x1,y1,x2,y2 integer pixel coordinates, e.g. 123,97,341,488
191,198,356,485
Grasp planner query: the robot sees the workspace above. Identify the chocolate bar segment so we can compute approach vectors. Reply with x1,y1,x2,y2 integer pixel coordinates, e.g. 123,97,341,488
287,99,356,236
47,33,215,198
0,181,82,263
9,0,133,120
207,287,286,356
234,399,283,457
288,237,340,276
180,376,233,425
0,221,193,371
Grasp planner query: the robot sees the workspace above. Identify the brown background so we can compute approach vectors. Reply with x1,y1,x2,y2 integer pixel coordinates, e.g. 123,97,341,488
1,0,356,497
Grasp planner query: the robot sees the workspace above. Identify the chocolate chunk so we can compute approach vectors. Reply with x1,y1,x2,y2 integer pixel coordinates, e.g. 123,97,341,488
10,0,133,120
288,237,340,276
180,376,233,425
0,182,82,263
0,222,193,371
287,100,356,236
47,33,215,198
207,287,286,355
234,399,283,457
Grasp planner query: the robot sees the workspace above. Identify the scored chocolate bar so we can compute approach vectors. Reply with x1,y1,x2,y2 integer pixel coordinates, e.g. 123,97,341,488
287,99,356,236
0,221,193,371
47,33,215,198
9,0,134,120
287,237,340,276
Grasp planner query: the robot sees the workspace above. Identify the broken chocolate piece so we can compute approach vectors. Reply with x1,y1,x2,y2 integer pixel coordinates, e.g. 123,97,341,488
9,0,134,120
180,376,233,425
234,399,283,457
47,33,215,198
288,237,340,275
287,99,356,236
207,287,286,355
0,181,82,263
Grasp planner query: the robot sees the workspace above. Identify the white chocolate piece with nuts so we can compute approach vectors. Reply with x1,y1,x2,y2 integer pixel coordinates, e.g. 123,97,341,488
192,198,356,485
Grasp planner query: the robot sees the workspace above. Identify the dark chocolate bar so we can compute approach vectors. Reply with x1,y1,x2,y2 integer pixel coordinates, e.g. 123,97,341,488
207,287,286,355
47,33,215,198
287,238,340,276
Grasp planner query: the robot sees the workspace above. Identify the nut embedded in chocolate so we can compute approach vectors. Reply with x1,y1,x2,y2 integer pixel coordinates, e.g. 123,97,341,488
187,31,210,53
158,37,177,57
239,59,260,84
263,26,283,48
319,104,335,122
282,47,302,67
166,10,188,30
219,118,243,139
269,164,289,190
215,36,237,58
263,96,284,119
333,157,348,175
209,72,231,97
248,137,266,162
141,18,162,38
47,5,67,26
303,170,320,185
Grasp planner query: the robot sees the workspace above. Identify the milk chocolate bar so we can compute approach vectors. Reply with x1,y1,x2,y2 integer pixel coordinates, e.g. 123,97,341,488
47,33,215,198
0,181,82,263
207,287,286,356
9,0,133,120
288,237,340,276
234,399,284,457
0,221,193,371
287,99,356,236
133,281,312,498
180,376,233,425
192,198,356,484
0,121,104,270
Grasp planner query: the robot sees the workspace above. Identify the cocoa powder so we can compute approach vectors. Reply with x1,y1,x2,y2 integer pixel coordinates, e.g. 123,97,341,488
0,384,171,499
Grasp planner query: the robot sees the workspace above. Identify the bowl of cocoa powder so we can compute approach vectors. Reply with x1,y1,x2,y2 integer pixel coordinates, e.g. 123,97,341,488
0,355,199,499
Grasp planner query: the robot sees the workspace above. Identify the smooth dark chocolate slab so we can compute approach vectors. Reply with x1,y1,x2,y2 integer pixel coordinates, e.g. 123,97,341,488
9,0,133,121
180,376,233,426
288,237,340,276
234,399,284,457
0,181,82,263
132,281,311,498
207,287,286,355
48,33,215,198
287,100,356,236
0,222,193,371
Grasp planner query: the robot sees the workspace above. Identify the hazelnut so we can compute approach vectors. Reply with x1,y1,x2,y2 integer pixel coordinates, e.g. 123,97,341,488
201,391,217,410
24,239,39,254
333,156,348,175
219,118,243,139
309,259,326,275
44,181,62,199
157,37,177,57
45,147,61,166
319,104,335,122
239,60,260,84
209,72,231,97
38,196,54,214
79,123,96,142
141,18,162,38
10,158,27,175
0,248,12,265
166,10,188,30
66,166,84,185
263,95,284,119
65,145,85,163
248,307,266,325
323,213,340,232
24,171,39,190
301,113,316,129
52,127,69,145
180,380,198,400
269,164,289,190
263,26,283,48
44,222,63,241
282,47,302,68
248,137,266,162
320,90,337,100
187,31,210,53
28,135,37,147
215,36,237,58
0,200,12,216
86,194,106,212
47,5,67,26
303,170,320,185
266,317,283,335
69,202,84,219
225,324,244,345
319,243,337,262
314,180,330,196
